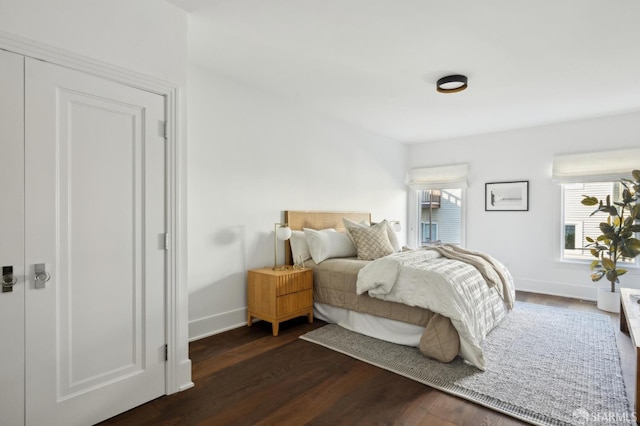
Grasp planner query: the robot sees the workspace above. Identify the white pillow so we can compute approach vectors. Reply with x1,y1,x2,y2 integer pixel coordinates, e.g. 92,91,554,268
343,217,400,253
290,228,337,262
289,230,311,262
343,217,370,228
342,217,370,246
303,228,356,264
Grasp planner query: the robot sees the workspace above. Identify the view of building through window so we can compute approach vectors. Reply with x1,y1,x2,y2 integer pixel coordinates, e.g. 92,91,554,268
562,181,636,263
419,189,461,245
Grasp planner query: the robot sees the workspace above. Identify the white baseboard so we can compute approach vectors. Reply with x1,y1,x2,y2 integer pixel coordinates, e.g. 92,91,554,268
177,359,194,392
515,278,598,301
189,307,247,341
516,276,640,302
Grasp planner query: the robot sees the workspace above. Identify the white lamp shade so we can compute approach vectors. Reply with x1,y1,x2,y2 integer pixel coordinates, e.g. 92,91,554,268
391,222,402,232
276,225,292,240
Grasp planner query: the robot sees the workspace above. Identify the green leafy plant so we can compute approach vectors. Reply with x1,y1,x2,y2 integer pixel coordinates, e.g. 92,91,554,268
581,170,640,292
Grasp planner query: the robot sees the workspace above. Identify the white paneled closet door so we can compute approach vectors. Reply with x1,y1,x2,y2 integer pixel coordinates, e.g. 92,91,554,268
0,54,168,425
0,49,26,426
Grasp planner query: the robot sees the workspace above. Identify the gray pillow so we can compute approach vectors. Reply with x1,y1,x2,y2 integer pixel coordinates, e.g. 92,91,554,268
347,224,394,260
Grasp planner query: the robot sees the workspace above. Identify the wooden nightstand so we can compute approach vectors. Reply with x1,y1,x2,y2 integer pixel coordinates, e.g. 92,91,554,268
247,267,313,336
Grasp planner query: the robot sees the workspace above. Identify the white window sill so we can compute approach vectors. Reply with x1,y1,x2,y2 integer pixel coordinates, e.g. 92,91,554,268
557,257,640,274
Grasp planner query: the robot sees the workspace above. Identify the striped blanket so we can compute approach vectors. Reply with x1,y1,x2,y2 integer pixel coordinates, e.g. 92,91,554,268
356,247,515,369
425,244,514,309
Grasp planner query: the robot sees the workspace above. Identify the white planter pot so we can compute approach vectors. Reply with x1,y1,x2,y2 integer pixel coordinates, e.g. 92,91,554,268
597,287,620,313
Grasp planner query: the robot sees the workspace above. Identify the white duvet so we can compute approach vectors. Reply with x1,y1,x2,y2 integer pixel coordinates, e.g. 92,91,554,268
356,249,515,369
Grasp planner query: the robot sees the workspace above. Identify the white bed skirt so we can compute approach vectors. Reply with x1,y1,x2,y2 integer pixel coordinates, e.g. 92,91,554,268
313,302,424,347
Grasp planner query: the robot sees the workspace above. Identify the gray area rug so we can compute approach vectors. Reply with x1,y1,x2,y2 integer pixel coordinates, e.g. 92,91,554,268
300,302,633,426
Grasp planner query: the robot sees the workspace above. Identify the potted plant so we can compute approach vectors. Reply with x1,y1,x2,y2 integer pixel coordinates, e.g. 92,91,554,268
581,170,640,312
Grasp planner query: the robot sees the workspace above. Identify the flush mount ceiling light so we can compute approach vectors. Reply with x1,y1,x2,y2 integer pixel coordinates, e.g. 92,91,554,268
436,74,468,93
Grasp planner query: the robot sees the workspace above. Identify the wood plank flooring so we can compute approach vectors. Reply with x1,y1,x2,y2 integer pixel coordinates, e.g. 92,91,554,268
100,292,636,425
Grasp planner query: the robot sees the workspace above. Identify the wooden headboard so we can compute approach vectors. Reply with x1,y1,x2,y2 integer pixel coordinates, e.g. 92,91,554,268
284,210,371,265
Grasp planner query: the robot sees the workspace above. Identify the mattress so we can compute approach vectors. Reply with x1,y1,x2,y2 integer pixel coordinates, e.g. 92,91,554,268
313,302,425,346
306,257,477,365
307,257,437,327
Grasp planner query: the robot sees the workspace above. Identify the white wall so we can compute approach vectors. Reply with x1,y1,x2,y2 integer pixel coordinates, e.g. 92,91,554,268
187,64,407,339
408,111,640,300
0,0,187,85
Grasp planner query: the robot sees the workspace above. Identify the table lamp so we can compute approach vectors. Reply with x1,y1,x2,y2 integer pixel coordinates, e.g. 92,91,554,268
273,223,292,270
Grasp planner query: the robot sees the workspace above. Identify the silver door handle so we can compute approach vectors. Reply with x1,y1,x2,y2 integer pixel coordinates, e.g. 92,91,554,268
2,274,17,286
35,263,51,289
2,266,17,293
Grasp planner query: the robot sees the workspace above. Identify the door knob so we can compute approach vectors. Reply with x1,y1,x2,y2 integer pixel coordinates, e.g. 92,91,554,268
35,263,51,289
2,266,17,293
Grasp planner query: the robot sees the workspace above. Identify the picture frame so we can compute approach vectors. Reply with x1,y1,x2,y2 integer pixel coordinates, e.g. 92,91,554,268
485,181,529,211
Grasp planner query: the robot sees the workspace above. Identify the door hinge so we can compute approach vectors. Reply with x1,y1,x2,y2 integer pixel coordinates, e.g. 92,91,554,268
159,120,168,140
164,344,168,361
164,233,169,250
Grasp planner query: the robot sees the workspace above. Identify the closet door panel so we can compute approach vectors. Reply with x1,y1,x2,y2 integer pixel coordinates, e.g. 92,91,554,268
24,58,167,426
0,50,25,426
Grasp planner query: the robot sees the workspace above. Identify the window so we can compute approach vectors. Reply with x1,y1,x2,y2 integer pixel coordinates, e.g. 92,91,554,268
553,148,640,265
417,189,461,245
421,222,438,244
561,181,637,264
564,224,576,250
408,164,467,247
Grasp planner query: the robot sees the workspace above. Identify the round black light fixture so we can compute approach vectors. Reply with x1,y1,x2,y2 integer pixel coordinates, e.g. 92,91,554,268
436,75,468,93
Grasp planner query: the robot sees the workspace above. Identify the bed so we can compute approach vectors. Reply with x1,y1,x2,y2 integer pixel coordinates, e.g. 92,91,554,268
284,210,514,370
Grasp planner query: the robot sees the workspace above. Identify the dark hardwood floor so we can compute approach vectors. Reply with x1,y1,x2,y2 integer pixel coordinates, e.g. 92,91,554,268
100,292,636,425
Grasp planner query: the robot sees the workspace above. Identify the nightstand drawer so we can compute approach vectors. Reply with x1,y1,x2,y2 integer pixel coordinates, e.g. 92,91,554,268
277,289,312,315
275,270,312,296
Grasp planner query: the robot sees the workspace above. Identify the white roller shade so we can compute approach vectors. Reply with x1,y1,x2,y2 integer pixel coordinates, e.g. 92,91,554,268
408,164,469,190
552,149,640,183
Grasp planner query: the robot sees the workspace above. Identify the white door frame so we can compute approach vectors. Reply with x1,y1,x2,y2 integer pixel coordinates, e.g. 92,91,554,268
0,30,193,395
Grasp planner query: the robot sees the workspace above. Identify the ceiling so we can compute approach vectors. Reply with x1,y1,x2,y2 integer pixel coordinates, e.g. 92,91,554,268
167,0,640,143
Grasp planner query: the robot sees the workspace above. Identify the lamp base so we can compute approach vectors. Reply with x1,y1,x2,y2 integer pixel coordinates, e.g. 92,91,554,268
272,265,291,271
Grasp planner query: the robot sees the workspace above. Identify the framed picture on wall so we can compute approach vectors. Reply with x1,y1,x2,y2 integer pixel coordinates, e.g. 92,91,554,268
485,181,529,211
